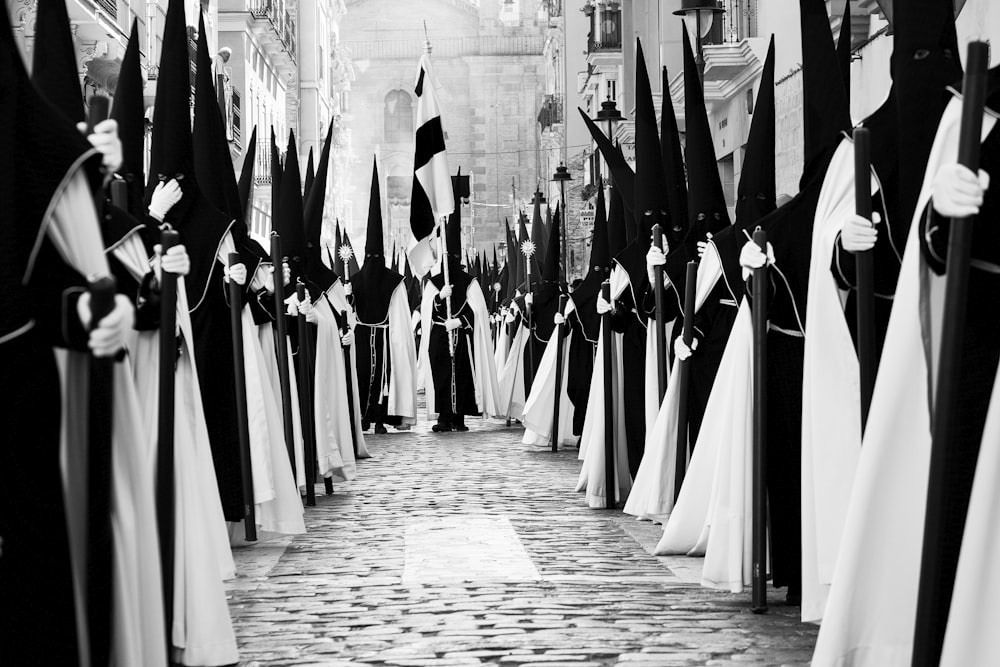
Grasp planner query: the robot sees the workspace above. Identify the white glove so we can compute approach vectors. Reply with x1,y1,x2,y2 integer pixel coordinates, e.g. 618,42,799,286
284,294,300,316
149,179,183,221
298,293,315,322
840,212,882,254
439,284,453,299
674,335,699,361
932,164,990,218
525,292,534,307
155,243,190,277
554,312,565,326
78,293,135,357
740,240,775,281
646,245,666,284
504,310,517,324
340,329,354,346
596,294,614,315
343,281,353,296
445,317,461,331
260,265,275,294
77,119,122,172
282,261,291,287
697,241,709,258
224,262,247,286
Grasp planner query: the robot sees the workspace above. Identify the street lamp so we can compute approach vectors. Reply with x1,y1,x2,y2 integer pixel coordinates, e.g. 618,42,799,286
673,0,725,81
552,163,572,282
591,95,622,189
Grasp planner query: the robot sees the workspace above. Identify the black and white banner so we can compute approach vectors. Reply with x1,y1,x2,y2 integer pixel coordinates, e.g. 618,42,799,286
408,52,454,277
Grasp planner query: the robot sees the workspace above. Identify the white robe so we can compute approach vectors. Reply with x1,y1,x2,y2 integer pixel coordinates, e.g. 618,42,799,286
520,301,576,448
812,95,998,667
497,305,528,419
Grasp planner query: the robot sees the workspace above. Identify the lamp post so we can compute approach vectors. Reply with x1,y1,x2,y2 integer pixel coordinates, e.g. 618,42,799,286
672,0,725,82
552,163,572,283
591,95,623,192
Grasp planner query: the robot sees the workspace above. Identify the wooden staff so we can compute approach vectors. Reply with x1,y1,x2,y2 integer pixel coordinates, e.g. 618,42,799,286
601,280,616,510
853,127,876,432
269,234,296,477
156,227,179,653
550,293,568,452
674,260,698,503
86,274,116,667
85,95,114,667
912,41,990,667
750,229,768,614
651,224,668,402
297,282,318,507
228,252,257,539
438,223,458,413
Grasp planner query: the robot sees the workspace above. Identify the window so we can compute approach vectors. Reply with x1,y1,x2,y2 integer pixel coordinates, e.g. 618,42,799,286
384,90,413,144
607,80,617,102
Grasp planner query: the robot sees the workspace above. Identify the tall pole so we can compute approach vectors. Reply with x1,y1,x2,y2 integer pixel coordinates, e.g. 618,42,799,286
439,222,458,413
550,294,568,453
270,234,297,476
296,281,317,507
912,41,990,667
229,252,257,539
651,224,668,402
750,230,768,614
852,128,876,433
674,260,697,503
601,281,616,510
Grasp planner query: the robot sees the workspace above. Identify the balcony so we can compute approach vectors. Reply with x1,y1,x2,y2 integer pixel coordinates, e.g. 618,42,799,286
94,0,116,17
248,0,296,72
537,94,563,131
586,6,621,55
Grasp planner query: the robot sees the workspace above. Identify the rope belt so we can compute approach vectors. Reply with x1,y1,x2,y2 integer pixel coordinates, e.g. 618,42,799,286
357,320,390,402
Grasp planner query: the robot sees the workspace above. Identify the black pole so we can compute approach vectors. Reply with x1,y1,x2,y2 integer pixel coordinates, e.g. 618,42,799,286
551,294,568,452
270,237,297,479
751,229,768,614
912,41,990,667
86,274,116,667
674,260,698,503
156,228,179,656
297,282,317,507
853,128,877,433
228,252,257,540
601,281,616,510
651,224,668,401
340,308,359,460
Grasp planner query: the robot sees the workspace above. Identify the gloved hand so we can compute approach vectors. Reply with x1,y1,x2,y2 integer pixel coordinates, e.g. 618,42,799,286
646,244,666,285
674,335,699,361
739,240,775,281
155,243,190,278
697,232,713,259
439,284,453,299
260,264,275,294
284,294,300,316
596,294,614,315
445,317,461,331
149,179,183,221
77,293,135,357
298,293,315,322
224,262,247,286
77,119,122,172
343,281,352,296
340,329,354,346
840,212,882,253
282,261,291,287
554,312,565,326
525,292,533,307
504,310,517,324
932,164,990,218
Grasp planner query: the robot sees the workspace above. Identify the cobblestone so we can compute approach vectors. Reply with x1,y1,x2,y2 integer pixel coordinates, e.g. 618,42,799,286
228,415,817,666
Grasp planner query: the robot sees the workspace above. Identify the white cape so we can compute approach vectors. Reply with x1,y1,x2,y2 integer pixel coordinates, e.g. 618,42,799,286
521,300,576,448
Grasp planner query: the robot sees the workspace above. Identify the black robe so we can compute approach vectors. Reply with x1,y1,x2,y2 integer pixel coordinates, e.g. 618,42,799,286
428,268,479,417
351,263,405,425
566,277,602,436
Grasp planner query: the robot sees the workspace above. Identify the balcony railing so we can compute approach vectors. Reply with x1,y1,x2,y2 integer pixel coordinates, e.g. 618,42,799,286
95,0,116,17
587,37,622,53
587,7,622,54
249,0,296,62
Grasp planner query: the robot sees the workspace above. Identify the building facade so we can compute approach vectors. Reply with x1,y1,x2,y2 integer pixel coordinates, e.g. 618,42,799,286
339,0,549,260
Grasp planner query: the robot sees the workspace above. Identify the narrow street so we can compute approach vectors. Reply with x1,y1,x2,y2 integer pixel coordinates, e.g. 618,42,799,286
228,416,817,666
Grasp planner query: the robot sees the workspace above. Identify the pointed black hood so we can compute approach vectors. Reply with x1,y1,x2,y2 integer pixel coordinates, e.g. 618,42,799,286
146,0,196,199
607,184,628,258
303,147,315,203
579,108,636,218
800,0,852,183
892,0,962,238
445,169,467,261
504,218,518,300
341,229,361,277
516,212,530,292
530,191,547,278
193,12,241,224
276,130,305,284
32,0,84,123
661,66,688,247
634,37,668,248
333,220,345,276
837,0,852,98
111,21,146,217
237,126,258,225
735,36,776,229
270,127,282,216
571,186,610,339
541,203,561,284
682,24,731,238
303,124,337,293
364,158,386,264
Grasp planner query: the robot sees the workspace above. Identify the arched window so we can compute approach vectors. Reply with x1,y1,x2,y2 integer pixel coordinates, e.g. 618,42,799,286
384,90,413,144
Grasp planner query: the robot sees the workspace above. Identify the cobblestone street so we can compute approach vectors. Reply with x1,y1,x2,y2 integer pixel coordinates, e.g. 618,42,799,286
228,416,818,666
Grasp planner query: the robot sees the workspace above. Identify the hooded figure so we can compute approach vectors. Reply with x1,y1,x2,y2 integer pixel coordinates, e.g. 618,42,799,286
350,159,418,433
420,178,501,430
